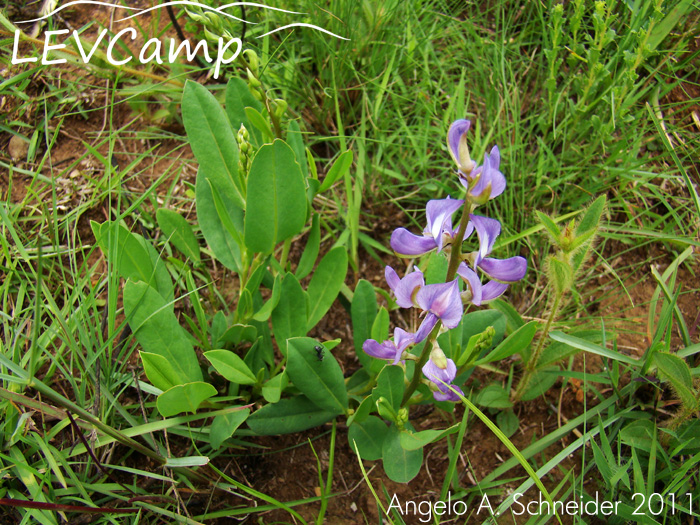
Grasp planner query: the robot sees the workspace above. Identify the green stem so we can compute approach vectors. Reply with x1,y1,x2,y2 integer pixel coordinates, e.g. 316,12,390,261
513,290,562,401
400,321,442,407
279,238,292,272
446,199,474,280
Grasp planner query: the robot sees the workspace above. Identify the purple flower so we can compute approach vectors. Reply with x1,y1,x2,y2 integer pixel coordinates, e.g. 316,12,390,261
460,146,506,202
414,279,463,342
363,328,415,365
385,266,424,308
456,263,509,306
390,197,466,256
447,119,475,175
467,214,527,284
422,352,463,402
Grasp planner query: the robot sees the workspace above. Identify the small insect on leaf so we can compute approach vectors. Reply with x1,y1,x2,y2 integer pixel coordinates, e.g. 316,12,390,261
314,345,324,362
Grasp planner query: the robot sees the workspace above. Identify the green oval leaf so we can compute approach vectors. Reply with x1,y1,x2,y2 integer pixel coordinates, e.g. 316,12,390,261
382,425,422,483
124,280,202,385
318,150,353,194
92,221,173,302
261,372,288,404
244,140,307,254
520,368,559,401
205,350,257,385
183,81,244,208
195,170,243,272
399,425,459,451
654,352,697,410
210,409,250,450
372,365,404,413
306,246,348,331
348,416,388,461
157,382,217,417
475,321,537,366
156,208,201,264
295,213,320,280
140,351,182,392
225,77,263,146
475,384,513,409
247,396,337,435
351,279,378,370
270,273,307,355
496,410,519,438
286,337,348,414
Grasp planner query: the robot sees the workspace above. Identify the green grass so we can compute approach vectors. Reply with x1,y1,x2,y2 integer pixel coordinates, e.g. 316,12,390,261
1,0,700,522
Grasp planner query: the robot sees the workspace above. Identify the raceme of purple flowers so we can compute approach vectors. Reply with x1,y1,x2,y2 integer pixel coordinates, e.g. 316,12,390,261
363,119,526,402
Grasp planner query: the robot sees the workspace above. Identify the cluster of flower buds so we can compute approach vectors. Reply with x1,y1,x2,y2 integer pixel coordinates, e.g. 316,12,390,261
362,119,527,402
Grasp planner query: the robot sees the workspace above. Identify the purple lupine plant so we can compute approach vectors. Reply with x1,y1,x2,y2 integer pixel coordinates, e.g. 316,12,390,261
363,328,415,365
414,279,463,342
382,265,463,343
447,119,475,175
454,214,527,305
456,262,509,306
448,119,506,203
390,197,466,256
467,214,527,283
460,146,506,203
361,117,526,408
422,348,463,402
384,266,424,308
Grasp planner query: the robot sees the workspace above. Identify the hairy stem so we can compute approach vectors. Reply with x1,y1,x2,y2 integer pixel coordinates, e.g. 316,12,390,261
513,290,562,401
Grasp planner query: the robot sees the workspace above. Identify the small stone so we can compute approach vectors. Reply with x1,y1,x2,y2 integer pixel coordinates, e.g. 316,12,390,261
8,135,29,161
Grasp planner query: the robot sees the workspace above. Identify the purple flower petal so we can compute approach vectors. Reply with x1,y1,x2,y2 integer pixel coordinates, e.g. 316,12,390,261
463,146,506,200
415,313,438,343
415,280,463,329
433,384,463,402
457,262,483,305
489,145,500,168
422,356,457,385
390,228,437,256
447,119,471,170
385,266,400,291
362,339,398,361
394,328,415,352
363,329,415,364
479,256,527,283
481,281,509,302
425,197,464,252
470,214,501,266
486,147,506,199
393,267,425,308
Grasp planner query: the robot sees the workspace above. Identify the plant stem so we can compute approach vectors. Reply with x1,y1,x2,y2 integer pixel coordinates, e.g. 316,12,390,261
446,199,474,280
400,321,442,407
513,290,562,401
279,238,292,271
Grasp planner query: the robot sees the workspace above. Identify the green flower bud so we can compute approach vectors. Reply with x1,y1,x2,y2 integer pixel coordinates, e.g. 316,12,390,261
429,343,448,370
396,407,409,430
272,98,288,119
244,49,260,74
376,397,398,423
247,68,262,88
